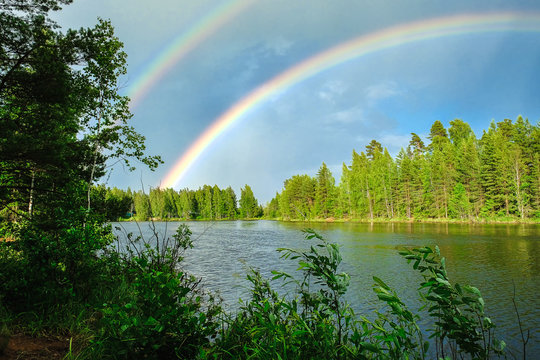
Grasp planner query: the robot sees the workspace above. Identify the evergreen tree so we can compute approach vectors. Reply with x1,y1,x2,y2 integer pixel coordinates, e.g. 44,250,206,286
457,135,483,217
428,120,449,151
265,192,280,219
449,119,473,145
449,183,470,219
336,163,352,218
314,162,335,218
239,185,259,218
397,149,414,218
350,150,371,218
365,139,383,161
133,191,150,220
409,133,425,157
223,186,238,219
279,175,316,220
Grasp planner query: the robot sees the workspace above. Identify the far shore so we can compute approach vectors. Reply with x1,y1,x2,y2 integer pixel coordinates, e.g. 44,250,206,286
116,217,539,225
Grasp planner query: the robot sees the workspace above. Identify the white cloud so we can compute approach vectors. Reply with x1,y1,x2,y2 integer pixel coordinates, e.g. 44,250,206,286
265,37,294,56
327,106,365,124
364,81,401,104
318,80,348,103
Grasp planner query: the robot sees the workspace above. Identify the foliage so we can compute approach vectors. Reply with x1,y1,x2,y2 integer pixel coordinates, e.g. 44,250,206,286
211,229,359,359
239,184,261,218
123,184,259,220
211,230,507,360
90,226,221,359
0,0,160,223
266,117,539,221
0,213,117,313
398,246,506,359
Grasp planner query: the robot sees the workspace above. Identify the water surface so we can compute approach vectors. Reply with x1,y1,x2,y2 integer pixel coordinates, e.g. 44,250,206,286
113,220,539,355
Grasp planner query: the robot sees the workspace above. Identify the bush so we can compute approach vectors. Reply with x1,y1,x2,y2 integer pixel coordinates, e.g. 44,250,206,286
89,225,221,359
0,212,117,313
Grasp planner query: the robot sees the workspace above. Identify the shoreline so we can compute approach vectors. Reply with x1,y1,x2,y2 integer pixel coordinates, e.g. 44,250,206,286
115,217,539,225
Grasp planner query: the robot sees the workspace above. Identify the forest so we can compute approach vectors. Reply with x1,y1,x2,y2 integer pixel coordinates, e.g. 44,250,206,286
266,117,540,221
91,184,262,221
100,117,539,223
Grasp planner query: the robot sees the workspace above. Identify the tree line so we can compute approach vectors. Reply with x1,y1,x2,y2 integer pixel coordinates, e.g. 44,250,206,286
265,117,539,221
92,184,262,221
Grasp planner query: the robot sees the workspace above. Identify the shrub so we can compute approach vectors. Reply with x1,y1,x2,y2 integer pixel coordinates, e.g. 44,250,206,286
90,224,221,359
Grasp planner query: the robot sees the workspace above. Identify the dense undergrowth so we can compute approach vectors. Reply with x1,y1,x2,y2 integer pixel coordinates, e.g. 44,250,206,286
1,217,530,359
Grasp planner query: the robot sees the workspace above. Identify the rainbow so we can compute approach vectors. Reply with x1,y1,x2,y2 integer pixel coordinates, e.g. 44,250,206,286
161,11,540,189
126,0,254,108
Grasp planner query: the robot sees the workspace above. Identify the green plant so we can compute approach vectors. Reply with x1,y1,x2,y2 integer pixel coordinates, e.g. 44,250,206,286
0,211,118,314
398,246,506,359
90,224,221,359
364,276,428,359
212,229,364,359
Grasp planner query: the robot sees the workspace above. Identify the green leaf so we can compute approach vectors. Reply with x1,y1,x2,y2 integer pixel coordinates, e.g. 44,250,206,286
464,285,482,297
434,277,451,287
417,247,433,254
144,316,158,326
377,293,398,302
372,276,390,290
360,342,380,353
120,324,129,333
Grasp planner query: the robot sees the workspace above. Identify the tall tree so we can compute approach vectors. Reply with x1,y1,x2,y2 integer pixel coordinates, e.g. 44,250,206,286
223,186,238,219
239,185,259,218
409,133,425,157
448,119,473,145
365,139,383,161
0,1,160,222
336,163,352,218
314,162,335,218
428,120,448,151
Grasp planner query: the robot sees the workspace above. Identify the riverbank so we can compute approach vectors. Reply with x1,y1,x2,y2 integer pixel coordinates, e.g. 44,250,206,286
115,216,539,224
264,216,540,225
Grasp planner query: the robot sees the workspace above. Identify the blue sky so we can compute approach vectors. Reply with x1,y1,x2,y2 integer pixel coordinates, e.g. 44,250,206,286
53,0,540,203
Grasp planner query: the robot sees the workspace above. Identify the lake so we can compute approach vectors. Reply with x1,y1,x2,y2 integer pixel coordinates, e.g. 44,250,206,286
112,220,539,356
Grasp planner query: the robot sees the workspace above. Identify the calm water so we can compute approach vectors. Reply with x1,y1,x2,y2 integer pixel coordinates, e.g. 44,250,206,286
112,220,539,356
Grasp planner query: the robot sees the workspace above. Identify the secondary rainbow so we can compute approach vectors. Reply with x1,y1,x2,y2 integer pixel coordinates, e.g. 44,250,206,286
126,0,254,108
161,11,540,189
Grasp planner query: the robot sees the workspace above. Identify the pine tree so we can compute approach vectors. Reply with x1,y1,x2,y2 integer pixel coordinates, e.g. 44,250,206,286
223,186,238,219
350,150,371,218
449,119,473,145
449,183,470,219
314,162,335,218
133,191,150,220
365,139,383,160
409,133,425,157
239,185,259,218
397,149,414,218
336,163,352,218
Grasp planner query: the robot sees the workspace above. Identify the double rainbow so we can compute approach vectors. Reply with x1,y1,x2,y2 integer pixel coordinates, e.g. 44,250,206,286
160,11,540,189
126,0,254,108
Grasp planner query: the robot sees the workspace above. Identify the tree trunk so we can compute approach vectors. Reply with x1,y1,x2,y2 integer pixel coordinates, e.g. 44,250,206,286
28,169,35,218
366,185,373,220
513,157,524,219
